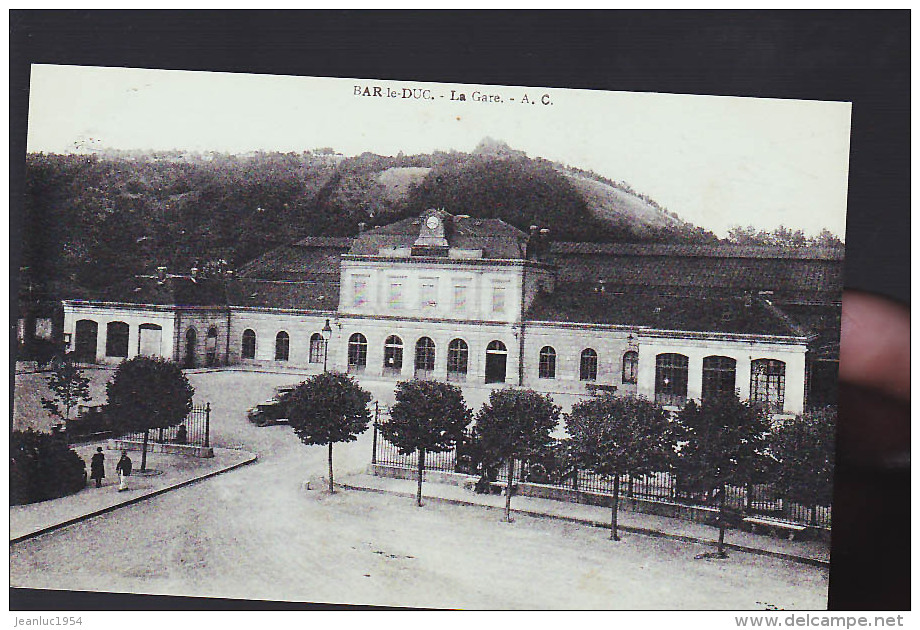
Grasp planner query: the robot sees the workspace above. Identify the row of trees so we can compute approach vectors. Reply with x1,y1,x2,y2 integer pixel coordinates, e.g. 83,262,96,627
285,373,834,557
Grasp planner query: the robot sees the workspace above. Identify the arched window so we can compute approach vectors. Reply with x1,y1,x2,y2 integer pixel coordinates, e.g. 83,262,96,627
74,319,99,364
383,335,403,375
414,337,436,379
241,329,256,360
580,348,598,381
702,356,737,400
309,332,324,364
485,340,507,384
275,331,290,361
206,326,219,366
539,346,557,379
106,321,129,357
447,338,468,381
184,328,198,368
655,353,688,407
138,323,163,357
348,333,367,372
751,359,786,413
622,350,638,384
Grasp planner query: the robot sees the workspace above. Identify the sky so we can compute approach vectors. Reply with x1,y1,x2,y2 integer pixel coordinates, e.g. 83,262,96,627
27,64,852,238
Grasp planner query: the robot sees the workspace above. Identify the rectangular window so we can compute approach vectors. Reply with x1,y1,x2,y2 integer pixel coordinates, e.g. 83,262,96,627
388,278,405,310
492,285,506,314
420,278,438,309
352,275,369,307
453,284,468,312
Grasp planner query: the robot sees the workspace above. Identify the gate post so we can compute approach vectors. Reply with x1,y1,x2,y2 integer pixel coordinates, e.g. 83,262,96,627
204,402,211,448
371,401,378,466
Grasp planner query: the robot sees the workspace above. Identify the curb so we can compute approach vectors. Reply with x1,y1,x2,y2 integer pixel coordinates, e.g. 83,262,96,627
10,452,259,545
340,481,829,569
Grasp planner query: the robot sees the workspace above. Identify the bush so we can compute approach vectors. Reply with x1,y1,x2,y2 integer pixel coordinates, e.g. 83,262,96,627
10,429,87,505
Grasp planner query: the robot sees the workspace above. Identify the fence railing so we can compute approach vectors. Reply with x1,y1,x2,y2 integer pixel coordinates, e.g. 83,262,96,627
372,412,831,529
121,403,211,448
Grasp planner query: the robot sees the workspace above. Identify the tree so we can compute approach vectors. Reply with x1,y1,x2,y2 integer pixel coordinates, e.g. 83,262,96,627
381,380,472,507
473,389,560,522
287,371,372,494
769,408,836,522
104,356,195,472
565,394,675,540
40,353,92,429
674,394,771,558
10,429,87,504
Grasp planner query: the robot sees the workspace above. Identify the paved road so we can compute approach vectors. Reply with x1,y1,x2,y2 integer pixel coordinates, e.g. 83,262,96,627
10,372,829,609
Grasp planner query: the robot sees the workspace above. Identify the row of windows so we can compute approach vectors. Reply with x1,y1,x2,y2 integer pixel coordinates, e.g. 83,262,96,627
98,320,164,358
654,354,786,412
348,334,474,380
239,329,327,363
352,276,508,314
537,346,637,383
234,330,785,411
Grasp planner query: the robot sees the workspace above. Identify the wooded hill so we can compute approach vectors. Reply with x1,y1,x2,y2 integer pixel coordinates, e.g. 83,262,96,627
19,140,733,300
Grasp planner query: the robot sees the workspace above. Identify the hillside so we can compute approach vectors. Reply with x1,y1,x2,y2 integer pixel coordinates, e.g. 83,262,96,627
18,145,716,303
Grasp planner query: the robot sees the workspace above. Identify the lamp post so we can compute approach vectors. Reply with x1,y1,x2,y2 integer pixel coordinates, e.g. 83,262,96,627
321,318,332,373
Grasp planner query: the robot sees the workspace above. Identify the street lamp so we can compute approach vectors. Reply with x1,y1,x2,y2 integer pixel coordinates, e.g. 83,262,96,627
321,318,332,373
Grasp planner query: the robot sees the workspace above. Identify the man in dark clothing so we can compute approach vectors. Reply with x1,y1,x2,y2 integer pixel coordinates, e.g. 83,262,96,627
115,450,132,492
90,447,105,487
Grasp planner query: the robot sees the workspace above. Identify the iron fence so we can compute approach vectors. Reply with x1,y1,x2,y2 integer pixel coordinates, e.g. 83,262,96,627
372,411,831,529
121,403,211,448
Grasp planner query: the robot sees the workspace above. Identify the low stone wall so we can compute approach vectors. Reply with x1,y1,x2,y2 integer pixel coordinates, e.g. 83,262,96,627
372,463,718,528
108,438,214,458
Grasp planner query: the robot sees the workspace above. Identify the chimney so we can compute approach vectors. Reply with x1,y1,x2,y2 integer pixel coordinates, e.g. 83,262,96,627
156,266,167,283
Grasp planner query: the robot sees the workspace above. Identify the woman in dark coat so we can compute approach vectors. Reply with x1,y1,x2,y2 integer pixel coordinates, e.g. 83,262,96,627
90,447,105,488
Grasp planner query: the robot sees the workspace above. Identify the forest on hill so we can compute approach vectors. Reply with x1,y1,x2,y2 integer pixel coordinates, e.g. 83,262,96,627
18,142,838,302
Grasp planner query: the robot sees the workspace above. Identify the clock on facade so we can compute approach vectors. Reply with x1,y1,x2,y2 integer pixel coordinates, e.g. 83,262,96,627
426,216,440,230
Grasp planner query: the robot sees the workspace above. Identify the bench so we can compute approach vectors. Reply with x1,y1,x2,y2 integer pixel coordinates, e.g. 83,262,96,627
743,516,807,541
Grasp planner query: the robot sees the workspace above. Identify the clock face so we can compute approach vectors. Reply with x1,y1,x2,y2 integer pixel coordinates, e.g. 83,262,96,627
426,216,440,230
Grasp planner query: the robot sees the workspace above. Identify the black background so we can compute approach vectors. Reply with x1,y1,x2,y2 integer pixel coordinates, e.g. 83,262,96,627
10,10,910,611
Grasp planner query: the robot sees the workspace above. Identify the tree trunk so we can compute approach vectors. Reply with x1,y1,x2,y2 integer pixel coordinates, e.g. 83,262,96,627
328,442,335,494
139,428,149,471
503,459,515,522
611,474,621,541
717,483,727,557
416,448,425,507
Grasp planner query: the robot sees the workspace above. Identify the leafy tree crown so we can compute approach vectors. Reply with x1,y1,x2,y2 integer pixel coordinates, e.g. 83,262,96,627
673,394,771,491
41,355,92,422
565,394,675,479
105,356,195,432
383,380,472,455
287,371,372,446
769,407,836,506
473,388,560,463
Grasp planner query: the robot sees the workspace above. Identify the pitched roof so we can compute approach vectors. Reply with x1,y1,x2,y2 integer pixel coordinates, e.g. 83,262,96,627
236,238,351,281
348,213,529,259
550,241,845,260
227,279,339,311
95,275,229,307
526,284,807,338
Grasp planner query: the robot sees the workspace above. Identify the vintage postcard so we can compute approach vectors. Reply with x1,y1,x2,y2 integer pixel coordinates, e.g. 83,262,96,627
12,65,851,610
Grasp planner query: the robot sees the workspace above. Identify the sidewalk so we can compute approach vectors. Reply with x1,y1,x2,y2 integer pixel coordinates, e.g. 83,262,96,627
10,445,257,542
340,472,831,567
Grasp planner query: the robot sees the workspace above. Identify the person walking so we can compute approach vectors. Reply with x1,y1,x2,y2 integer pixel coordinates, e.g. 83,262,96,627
90,447,105,488
115,450,132,492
